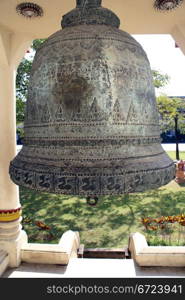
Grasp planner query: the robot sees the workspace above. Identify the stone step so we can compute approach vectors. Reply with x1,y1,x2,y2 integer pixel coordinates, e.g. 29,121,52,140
65,258,136,277
0,250,9,277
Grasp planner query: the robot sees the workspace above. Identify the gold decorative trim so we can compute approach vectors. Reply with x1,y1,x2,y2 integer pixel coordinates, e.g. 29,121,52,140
0,207,22,222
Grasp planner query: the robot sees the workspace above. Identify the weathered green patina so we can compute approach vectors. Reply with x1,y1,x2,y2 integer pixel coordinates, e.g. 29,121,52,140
10,0,175,196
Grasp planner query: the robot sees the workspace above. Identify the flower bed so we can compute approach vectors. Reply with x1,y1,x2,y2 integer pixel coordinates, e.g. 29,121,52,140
141,214,185,246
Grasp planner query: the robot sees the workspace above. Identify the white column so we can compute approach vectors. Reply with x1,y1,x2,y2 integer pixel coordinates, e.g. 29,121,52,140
0,30,33,267
0,65,19,210
0,65,27,267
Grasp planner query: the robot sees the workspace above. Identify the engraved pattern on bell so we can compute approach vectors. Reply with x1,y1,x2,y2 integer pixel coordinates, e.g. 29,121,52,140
9,0,175,195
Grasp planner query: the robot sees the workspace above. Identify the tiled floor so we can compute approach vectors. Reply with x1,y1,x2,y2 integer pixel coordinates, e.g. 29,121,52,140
3,258,185,278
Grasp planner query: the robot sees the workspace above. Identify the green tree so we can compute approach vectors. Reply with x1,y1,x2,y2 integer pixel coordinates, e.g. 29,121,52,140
152,70,170,89
157,95,185,160
16,98,25,123
32,39,46,51
16,58,32,101
16,39,46,124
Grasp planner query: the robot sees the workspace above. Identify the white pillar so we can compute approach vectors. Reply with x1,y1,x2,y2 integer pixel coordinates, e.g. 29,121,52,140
0,65,27,267
0,65,19,210
0,30,33,267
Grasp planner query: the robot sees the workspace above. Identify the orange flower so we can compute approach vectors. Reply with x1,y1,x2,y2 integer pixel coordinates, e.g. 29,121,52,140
180,214,185,220
35,221,51,230
141,217,150,224
148,225,158,231
155,217,165,224
179,220,185,226
167,216,176,223
173,216,180,222
141,217,152,229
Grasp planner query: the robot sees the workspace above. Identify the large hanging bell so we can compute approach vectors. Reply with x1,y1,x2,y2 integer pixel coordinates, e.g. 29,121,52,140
10,0,175,196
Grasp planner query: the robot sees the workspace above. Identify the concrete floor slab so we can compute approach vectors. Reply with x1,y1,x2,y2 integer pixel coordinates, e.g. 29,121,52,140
3,258,185,278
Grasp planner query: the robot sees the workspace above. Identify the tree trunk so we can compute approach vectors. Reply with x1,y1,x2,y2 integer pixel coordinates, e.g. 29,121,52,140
175,115,180,160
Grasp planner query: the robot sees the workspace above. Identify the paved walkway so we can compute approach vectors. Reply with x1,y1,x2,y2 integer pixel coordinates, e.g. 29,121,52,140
3,259,185,278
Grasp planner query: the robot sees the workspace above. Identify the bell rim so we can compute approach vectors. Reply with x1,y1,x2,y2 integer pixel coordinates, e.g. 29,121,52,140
9,161,175,196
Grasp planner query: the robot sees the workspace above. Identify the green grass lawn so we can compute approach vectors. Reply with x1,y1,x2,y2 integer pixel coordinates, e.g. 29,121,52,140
167,151,185,160
20,179,185,247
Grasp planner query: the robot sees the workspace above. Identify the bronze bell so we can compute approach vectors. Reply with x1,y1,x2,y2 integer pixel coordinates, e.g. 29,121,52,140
10,0,175,197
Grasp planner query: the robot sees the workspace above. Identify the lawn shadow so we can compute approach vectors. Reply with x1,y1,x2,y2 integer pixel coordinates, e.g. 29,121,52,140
19,183,185,247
